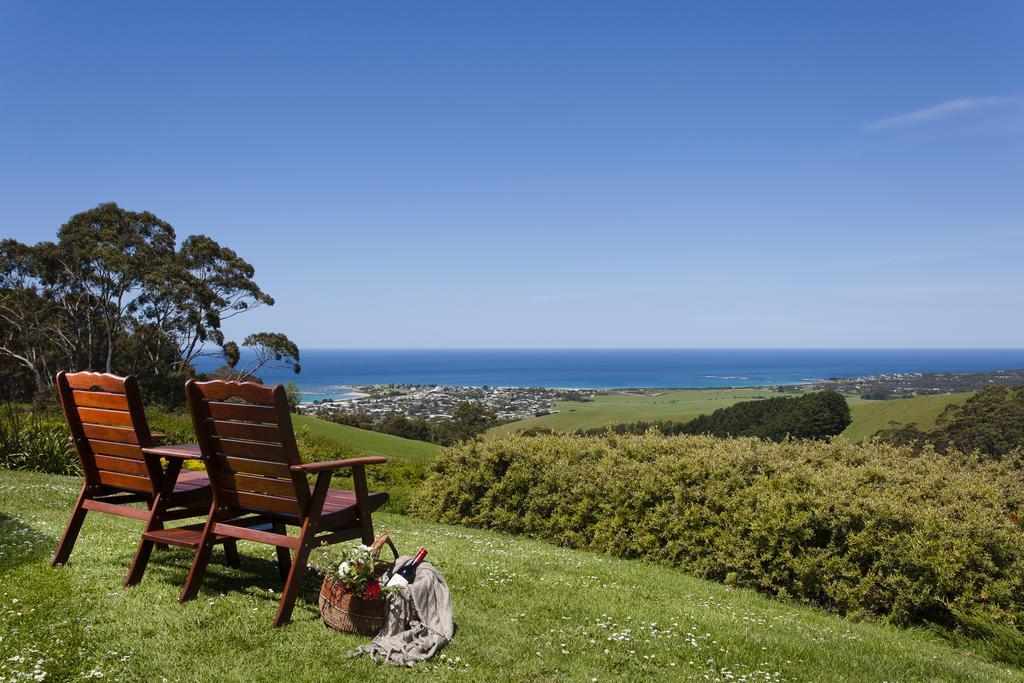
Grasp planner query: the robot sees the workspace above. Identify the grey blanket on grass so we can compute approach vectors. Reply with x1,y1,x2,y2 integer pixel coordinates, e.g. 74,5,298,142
349,557,454,666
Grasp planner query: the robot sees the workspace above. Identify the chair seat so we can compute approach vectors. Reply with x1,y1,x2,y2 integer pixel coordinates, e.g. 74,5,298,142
259,487,389,527
316,487,389,528
323,488,388,516
142,523,236,549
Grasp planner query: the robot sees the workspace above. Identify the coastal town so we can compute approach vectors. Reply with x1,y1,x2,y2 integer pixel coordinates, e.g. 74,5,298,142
804,369,1024,399
295,368,1024,426
299,384,596,422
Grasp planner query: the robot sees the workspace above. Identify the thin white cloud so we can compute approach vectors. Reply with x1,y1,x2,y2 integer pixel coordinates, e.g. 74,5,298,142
839,282,1002,299
864,96,1023,131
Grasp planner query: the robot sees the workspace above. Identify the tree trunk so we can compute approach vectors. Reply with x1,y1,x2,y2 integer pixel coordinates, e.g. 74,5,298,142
105,327,114,373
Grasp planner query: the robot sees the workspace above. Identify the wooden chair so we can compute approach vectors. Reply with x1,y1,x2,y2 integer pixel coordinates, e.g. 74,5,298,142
52,371,239,585
179,379,389,627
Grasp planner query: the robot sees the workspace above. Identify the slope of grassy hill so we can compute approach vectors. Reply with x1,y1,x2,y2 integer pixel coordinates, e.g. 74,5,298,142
488,388,779,437
490,389,977,446
1,469,1019,682
292,414,439,463
841,392,974,442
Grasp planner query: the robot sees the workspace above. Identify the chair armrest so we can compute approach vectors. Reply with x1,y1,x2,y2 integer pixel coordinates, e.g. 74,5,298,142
141,444,203,460
290,456,388,473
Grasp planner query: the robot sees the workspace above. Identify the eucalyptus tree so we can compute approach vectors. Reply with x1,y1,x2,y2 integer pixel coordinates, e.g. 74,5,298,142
0,203,299,401
56,203,177,373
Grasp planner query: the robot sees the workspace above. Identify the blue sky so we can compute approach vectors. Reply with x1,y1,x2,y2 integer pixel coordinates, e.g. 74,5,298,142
1,2,1022,348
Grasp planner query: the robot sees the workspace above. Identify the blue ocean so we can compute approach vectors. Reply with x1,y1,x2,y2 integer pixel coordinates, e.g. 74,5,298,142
196,348,1024,403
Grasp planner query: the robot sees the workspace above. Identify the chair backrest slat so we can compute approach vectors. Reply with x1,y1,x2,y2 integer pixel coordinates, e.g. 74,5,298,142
206,401,278,422
220,455,292,478
80,423,141,444
186,380,309,516
76,407,135,427
57,371,159,495
212,438,289,462
70,390,130,410
93,453,150,476
204,419,281,443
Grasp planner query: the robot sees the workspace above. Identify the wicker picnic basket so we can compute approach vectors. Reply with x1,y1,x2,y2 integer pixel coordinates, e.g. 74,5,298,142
319,533,399,635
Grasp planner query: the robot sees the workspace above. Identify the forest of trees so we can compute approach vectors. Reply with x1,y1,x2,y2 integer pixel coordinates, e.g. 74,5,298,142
0,203,299,405
575,391,852,441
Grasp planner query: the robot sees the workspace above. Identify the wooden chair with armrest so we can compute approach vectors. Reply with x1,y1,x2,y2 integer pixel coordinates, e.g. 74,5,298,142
178,379,389,627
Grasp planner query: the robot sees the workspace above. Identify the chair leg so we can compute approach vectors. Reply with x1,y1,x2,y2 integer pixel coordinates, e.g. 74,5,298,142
51,486,88,567
126,478,177,586
352,464,375,546
272,522,291,580
146,498,169,552
179,503,218,603
179,537,216,603
360,517,375,546
124,538,155,587
273,530,313,628
223,540,240,568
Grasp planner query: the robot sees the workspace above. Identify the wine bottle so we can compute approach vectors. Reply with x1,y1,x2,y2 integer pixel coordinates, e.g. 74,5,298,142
386,548,428,588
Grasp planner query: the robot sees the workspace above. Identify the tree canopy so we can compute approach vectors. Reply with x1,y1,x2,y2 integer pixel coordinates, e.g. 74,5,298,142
0,202,297,403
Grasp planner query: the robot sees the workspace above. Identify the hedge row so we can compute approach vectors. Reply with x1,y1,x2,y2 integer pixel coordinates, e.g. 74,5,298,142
415,433,1024,628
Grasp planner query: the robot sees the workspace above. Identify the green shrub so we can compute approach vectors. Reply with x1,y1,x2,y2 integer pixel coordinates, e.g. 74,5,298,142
0,405,78,475
145,408,198,445
415,432,1024,630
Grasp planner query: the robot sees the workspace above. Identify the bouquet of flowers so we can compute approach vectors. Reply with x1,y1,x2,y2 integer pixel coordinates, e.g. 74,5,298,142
315,543,399,601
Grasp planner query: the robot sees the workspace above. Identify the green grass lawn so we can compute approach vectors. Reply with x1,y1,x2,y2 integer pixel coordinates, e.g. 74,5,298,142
488,388,780,437
841,392,974,442
2,469,1018,682
292,414,439,463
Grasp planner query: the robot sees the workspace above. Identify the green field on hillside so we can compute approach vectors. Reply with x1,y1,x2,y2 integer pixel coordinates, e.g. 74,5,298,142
841,392,973,442
292,414,439,463
1,469,1018,682
488,388,780,437
489,388,977,445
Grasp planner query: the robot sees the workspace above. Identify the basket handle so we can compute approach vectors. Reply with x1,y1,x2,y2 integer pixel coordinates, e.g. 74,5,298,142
369,533,399,562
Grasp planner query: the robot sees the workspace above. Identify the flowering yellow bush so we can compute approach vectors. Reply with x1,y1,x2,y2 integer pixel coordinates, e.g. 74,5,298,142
416,432,1024,629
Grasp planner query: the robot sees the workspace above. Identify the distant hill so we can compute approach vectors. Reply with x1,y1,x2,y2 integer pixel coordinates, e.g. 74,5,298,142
840,392,974,442
291,414,439,463
487,388,779,437
488,388,976,444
